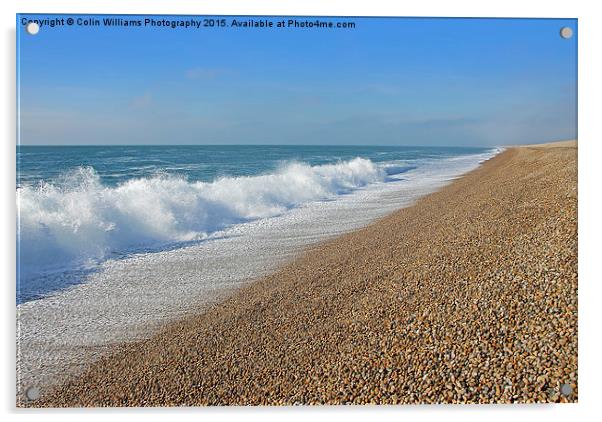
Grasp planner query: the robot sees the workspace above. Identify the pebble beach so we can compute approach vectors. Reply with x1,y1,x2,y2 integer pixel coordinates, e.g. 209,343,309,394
28,140,578,406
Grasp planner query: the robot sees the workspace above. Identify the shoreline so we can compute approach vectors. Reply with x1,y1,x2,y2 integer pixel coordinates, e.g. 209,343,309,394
23,141,577,406
17,147,496,398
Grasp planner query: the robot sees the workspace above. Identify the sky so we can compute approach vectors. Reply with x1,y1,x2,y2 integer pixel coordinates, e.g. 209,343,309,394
17,15,577,147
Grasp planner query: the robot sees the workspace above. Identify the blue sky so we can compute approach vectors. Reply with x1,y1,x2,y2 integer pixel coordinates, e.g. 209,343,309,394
17,15,577,146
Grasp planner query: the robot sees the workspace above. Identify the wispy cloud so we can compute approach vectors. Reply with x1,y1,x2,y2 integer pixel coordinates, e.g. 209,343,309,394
185,67,233,80
354,83,403,96
130,92,153,109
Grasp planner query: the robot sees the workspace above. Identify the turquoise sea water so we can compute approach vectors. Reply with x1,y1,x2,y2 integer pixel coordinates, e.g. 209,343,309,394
17,145,488,187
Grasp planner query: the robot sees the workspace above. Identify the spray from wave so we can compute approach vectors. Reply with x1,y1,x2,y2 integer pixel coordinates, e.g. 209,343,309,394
17,158,386,281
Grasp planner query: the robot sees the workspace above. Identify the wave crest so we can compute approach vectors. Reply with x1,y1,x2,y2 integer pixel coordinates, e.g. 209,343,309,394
17,158,384,280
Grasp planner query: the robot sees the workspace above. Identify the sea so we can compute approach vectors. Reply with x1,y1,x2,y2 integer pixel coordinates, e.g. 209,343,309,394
17,145,499,305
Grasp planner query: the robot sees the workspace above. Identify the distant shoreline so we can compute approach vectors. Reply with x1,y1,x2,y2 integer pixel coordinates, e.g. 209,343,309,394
24,140,578,406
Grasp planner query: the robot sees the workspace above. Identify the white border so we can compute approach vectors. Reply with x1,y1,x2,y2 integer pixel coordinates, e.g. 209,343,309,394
2,1,600,421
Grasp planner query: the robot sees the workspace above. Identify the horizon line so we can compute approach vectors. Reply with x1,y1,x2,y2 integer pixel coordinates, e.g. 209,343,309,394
17,143,498,148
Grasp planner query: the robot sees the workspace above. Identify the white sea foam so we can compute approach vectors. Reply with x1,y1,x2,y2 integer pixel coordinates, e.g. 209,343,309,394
17,158,385,284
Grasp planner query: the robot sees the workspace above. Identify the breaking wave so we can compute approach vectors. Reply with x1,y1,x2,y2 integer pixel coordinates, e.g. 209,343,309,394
17,158,387,281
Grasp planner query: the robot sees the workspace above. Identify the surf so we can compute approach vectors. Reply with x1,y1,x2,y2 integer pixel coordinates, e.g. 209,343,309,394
17,157,386,287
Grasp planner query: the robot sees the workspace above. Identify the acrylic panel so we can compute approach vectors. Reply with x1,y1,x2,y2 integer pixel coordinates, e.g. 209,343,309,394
16,14,578,407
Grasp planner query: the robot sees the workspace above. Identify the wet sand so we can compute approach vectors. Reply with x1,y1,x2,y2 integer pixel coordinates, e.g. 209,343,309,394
28,140,578,406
